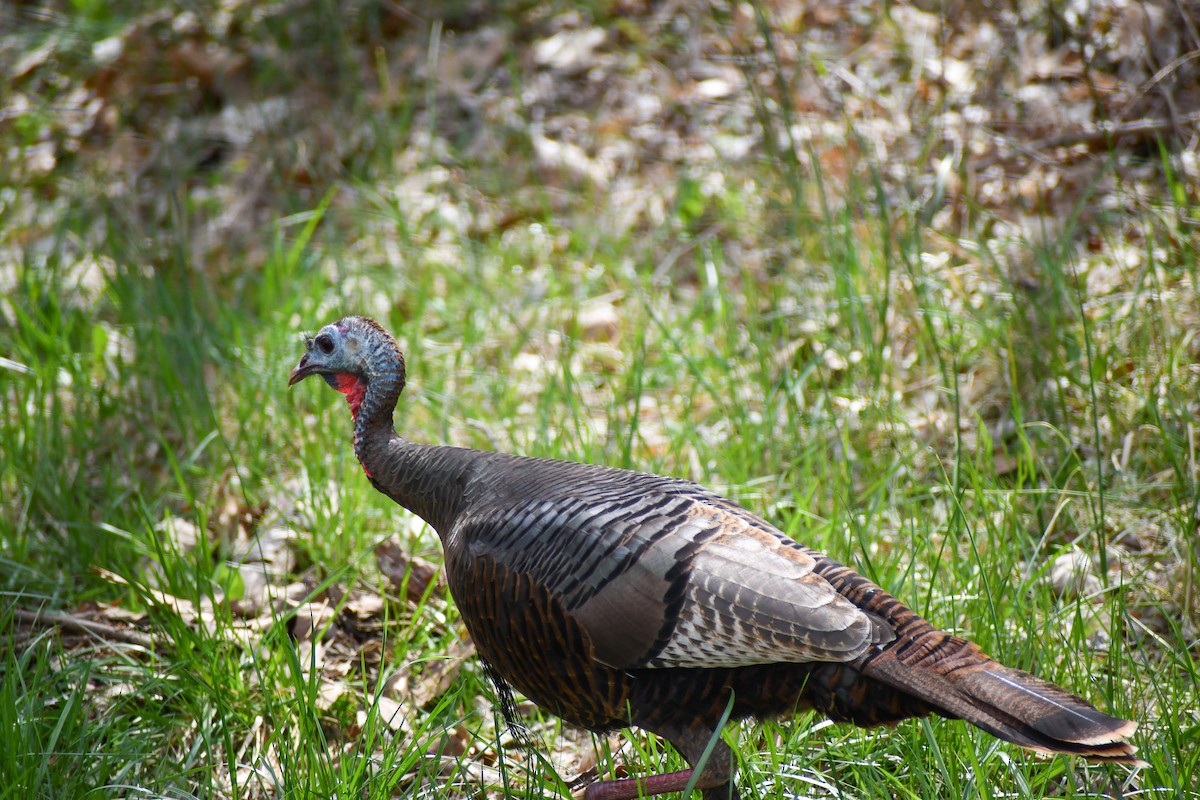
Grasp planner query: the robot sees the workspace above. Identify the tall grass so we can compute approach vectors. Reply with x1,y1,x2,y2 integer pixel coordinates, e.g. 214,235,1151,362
2,2,1196,799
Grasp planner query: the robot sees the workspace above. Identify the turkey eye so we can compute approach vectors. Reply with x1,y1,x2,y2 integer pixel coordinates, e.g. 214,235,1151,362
316,334,335,355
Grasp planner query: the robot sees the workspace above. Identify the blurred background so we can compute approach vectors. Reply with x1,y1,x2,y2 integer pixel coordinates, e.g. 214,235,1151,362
2,1,1197,797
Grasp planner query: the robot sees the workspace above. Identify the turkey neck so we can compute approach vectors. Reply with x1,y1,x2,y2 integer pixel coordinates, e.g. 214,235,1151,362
350,341,475,534
349,329,401,453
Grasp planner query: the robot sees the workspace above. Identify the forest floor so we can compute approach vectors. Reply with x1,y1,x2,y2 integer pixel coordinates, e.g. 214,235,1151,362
3,1,1199,798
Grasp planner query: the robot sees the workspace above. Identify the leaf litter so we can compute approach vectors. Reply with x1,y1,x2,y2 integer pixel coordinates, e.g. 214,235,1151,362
5,0,1199,796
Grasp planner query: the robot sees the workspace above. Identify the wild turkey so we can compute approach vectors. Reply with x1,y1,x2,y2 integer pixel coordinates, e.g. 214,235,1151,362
289,315,1139,800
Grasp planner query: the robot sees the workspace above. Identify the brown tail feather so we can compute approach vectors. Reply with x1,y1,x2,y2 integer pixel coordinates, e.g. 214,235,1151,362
864,647,1141,764
803,550,1140,763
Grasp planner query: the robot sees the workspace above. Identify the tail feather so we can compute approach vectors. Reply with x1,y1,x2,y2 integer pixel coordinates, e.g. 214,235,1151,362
864,646,1141,764
804,551,1139,764
954,665,1138,747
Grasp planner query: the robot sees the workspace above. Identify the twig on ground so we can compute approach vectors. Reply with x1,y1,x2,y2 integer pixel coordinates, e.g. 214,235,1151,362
14,608,158,650
980,110,1200,170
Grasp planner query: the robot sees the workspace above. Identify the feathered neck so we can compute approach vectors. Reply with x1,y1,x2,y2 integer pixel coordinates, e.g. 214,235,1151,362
344,316,405,458
340,319,480,532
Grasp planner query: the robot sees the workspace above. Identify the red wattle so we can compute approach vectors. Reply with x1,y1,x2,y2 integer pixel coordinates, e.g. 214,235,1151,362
334,373,368,419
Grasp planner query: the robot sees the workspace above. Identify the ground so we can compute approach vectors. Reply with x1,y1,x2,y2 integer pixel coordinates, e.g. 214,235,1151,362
2,1,1198,798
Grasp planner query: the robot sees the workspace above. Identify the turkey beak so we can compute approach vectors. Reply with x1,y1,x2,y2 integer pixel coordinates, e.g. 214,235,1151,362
288,354,317,386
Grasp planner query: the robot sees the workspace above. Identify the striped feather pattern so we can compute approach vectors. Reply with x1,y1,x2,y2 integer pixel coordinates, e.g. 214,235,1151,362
291,316,1141,800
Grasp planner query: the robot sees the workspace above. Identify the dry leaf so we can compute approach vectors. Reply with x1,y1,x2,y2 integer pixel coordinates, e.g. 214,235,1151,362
577,300,620,342
410,640,473,709
375,539,443,604
534,28,606,72
1047,550,1103,600
291,600,336,644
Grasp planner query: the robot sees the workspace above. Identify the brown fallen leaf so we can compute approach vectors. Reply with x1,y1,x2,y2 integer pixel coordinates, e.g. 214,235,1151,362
290,600,336,644
92,566,218,628
409,639,474,709
375,539,444,604
374,694,410,733
343,591,386,620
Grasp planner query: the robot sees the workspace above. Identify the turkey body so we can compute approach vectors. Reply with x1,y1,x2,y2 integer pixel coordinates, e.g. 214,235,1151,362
290,316,1139,800
405,450,923,732
406,450,905,728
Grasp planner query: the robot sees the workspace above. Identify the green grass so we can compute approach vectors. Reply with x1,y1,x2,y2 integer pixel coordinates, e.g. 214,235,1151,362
3,2,1198,798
